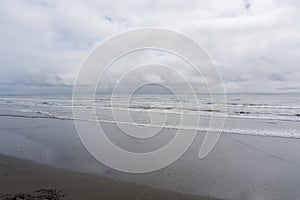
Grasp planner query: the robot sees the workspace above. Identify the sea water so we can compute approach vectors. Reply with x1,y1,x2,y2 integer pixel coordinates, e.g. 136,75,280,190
0,93,299,138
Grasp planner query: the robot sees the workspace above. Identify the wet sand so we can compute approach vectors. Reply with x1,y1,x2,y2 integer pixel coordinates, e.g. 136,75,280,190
0,154,215,200
0,116,300,199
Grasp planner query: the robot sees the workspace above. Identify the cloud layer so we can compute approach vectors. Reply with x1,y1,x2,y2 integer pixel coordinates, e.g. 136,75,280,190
0,0,299,94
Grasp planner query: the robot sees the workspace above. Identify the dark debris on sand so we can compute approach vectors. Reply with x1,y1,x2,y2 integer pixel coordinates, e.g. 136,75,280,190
0,189,65,200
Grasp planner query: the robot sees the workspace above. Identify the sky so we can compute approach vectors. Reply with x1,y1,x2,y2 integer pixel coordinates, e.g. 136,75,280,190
0,0,299,94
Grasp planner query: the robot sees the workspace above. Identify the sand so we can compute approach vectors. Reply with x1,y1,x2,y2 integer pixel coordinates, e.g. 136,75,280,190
1,116,300,199
0,154,216,200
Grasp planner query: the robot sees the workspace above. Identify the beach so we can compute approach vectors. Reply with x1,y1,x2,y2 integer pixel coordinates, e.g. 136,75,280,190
0,115,300,199
0,94,300,199
1,0,300,199
0,154,214,200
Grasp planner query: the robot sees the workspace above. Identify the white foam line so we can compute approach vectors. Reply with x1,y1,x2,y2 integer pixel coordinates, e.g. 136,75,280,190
73,117,300,139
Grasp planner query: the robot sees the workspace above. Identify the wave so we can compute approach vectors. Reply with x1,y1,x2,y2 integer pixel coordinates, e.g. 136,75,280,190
1,111,299,139
0,109,72,121
101,104,224,113
92,106,300,122
4,104,300,123
1,95,300,140
227,103,300,109
0,113,70,120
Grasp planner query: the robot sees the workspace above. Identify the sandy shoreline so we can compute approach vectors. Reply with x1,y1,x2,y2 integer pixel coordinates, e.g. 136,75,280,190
0,154,216,200
1,116,300,199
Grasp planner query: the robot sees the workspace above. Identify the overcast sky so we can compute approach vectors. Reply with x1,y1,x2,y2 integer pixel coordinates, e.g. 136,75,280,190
0,0,299,94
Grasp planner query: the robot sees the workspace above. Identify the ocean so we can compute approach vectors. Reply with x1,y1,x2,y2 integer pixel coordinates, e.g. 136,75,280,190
0,93,299,138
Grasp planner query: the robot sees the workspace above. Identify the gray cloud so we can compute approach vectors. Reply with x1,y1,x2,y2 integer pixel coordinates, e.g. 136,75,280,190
0,0,299,94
